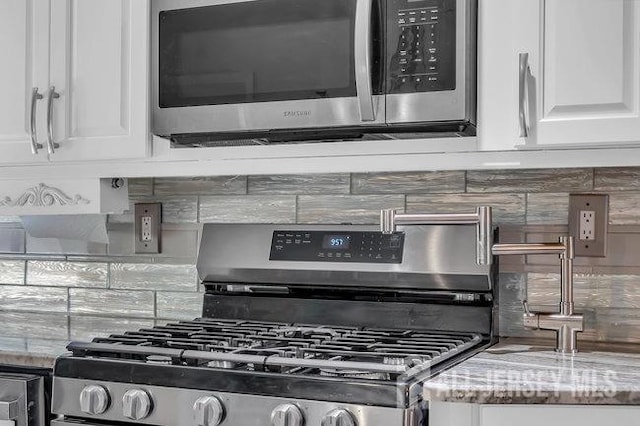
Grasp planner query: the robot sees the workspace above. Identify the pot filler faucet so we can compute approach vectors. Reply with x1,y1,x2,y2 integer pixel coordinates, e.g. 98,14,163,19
380,206,584,354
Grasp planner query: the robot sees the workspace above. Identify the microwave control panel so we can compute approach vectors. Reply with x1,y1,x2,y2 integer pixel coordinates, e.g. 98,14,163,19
269,231,404,263
387,0,456,94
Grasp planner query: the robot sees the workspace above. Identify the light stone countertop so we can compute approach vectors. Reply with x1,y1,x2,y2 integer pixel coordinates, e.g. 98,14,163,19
424,337,640,405
0,337,69,369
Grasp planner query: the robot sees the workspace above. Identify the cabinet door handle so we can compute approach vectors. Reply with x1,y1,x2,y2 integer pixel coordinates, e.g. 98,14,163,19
518,53,530,138
46,86,61,155
29,87,44,155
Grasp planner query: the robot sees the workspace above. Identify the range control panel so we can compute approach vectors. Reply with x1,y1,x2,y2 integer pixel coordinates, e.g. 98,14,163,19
387,0,456,94
269,231,404,263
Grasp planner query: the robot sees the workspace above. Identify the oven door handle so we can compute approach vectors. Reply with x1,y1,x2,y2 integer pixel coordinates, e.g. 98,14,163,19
0,398,19,420
354,0,375,122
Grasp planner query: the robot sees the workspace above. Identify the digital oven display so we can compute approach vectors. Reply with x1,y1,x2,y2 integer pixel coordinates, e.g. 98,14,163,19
322,235,351,249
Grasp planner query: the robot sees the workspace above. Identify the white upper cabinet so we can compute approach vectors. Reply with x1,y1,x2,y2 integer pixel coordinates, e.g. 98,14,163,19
0,0,149,165
0,0,49,164
479,0,640,151
47,0,149,161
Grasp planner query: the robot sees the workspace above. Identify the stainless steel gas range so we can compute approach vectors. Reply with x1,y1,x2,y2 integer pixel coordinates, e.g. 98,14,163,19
50,222,498,426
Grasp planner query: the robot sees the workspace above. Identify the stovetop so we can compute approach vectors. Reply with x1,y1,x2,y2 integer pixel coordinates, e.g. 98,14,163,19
68,318,482,382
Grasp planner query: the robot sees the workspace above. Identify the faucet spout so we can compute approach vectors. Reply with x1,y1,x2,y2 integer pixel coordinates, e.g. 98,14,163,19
379,206,585,354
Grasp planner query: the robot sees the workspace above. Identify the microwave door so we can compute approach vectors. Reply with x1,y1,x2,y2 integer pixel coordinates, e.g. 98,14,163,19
152,0,386,137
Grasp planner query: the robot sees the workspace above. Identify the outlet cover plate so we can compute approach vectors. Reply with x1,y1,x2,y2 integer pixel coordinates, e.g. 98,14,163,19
568,194,608,257
134,203,161,254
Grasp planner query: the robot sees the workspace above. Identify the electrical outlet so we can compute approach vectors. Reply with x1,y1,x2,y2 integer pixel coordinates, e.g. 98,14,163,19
135,203,161,254
568,194,608,257
579,210,595,241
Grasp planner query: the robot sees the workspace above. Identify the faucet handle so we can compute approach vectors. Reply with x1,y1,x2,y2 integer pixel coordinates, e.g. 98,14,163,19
522,299,532,315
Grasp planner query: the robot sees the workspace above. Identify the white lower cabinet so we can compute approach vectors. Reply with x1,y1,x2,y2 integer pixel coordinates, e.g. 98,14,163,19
430,402,640,426
0,178,129,215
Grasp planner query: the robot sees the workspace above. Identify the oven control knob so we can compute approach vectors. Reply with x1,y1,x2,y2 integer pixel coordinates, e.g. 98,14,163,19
79,384,110,415
122,389,153,420
194,396,225,426
271,403,304,426
321,408,357,426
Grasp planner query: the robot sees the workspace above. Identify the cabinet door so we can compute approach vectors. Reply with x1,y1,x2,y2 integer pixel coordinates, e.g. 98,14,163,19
47,0,150,162
533,0,640,147
0,0,50,164
477,0,540,151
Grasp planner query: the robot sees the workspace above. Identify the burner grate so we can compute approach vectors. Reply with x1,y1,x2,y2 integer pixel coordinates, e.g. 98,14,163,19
70,318,482,381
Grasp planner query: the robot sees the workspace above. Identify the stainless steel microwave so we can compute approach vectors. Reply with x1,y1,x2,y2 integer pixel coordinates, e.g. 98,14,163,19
151,0,476,146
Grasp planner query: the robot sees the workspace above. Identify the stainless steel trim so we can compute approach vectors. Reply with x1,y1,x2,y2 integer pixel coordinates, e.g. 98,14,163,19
29,87,44,155
518,52,530,137
354,0,375,122
52,377,407,425
46,86,61,154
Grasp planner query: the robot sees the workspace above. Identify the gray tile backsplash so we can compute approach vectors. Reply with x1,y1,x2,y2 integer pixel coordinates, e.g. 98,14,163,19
297,194,404,224
27,261,108,288
0,261,25,285
407,193,526,224
2,167,640,345
110,263,197,292
69,289,155,318
466,168,593,193
199,195,296,223
352,171,466,194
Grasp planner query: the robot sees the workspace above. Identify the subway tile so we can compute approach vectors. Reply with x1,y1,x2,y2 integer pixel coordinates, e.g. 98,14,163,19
0,311,68,339
69,289,155,318
156,291,204,320
25,338,70,356
0,285,67,313
107,225,198,259
109,196,198,224
593,309,640,343
352,171,466,194
69,316,155,340
27,261,108,288
526,193,569,225
154,176,247,196
248,174,349,195
407,193,526,224
0,228,25,253
110,263,198,292
127,178,153,197
297,195,404,224
467,168,592,193
594,167,640,191
609,192,640,225
0,260,25,284
199,196,296,223
527,273,640,309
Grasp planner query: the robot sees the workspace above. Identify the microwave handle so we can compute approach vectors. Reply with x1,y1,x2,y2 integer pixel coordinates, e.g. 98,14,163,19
354,0,375,122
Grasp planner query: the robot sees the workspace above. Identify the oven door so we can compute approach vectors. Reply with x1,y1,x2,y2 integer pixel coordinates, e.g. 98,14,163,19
0,374,46,426
152,0,386,137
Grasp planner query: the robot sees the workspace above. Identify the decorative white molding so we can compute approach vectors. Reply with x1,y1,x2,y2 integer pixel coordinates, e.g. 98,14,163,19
0,183,90,207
